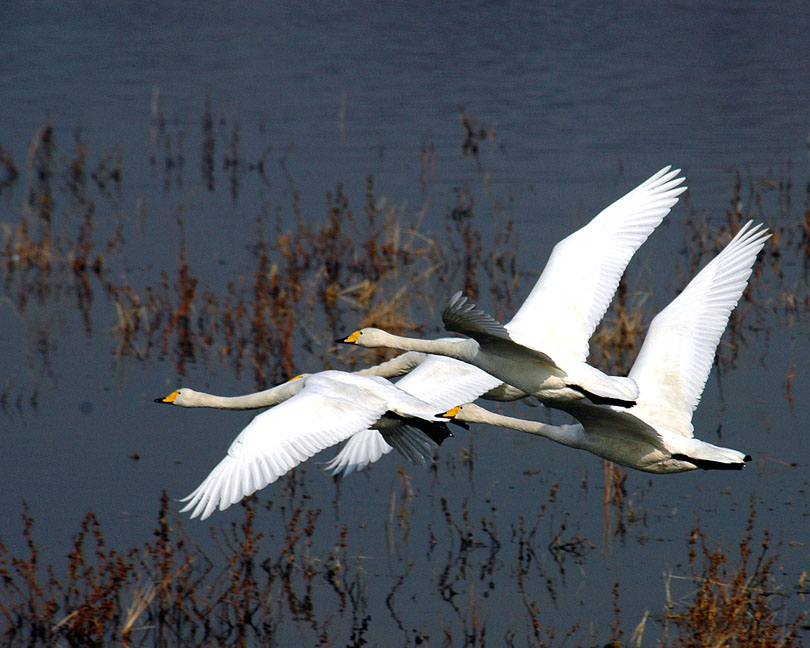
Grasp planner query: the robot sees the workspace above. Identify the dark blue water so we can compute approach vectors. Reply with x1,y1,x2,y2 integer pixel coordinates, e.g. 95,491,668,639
2,2,809,643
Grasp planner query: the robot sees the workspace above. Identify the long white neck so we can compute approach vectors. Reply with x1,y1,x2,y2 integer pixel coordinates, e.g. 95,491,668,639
453,403,583,448
359,330,477,361
176,378,306,409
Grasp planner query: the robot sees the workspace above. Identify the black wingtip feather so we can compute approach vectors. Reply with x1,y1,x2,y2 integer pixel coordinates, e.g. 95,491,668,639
568,385,636,408
385,412,453,445
671,453,749,471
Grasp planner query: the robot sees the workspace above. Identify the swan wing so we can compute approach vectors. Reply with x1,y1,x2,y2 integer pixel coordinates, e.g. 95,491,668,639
324,428,393,476
505,167,686,360
326,354,504,475
629,221,769,437
443,292,556,364
180,376,388,519
561,400,669,451
325,418,445,475
394,353,504,410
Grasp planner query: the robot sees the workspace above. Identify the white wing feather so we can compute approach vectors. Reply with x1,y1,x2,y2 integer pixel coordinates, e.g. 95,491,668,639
326,354,503,475
629,221,769,436
323,428,393,476
393,353,503,410
505,167,686,360
180,377,390,519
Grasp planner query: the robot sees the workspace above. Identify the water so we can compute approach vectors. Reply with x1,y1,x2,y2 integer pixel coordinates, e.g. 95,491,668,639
1,2,810,644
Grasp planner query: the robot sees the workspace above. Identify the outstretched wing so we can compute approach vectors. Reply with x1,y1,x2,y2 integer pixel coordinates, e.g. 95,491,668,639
443,292,556,364
629,221,769,437
180,380,385,520
505,167,686,360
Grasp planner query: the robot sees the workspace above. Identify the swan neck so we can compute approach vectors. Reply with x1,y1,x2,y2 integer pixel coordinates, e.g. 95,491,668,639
464,408,580,446
187,380,303,409
382,333,470,359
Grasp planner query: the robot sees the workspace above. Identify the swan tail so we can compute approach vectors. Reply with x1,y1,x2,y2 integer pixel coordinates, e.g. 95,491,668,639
671,441,751,470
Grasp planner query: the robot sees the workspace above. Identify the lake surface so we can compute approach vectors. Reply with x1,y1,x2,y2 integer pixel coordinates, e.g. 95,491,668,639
2,2,810,644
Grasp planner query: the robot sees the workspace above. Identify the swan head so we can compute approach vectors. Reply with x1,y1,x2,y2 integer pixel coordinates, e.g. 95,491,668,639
438,402,491,424
336,327,389,348
155,388,200,407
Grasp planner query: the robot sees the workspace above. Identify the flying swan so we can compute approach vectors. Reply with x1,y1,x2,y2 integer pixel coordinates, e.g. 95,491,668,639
442,221,769,473
157,363,502,519
339,166,686,408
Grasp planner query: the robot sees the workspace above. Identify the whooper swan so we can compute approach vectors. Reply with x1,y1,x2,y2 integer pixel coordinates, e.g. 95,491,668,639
339,166,686,408
157,371,454,519
442,221,769,473
157,361,503,517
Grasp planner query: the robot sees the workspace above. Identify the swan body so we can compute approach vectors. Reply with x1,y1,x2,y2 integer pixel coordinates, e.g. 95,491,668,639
158,355,506,516
444,221,769,473
340,166,687,408
159,370,458,519
161,350,519,478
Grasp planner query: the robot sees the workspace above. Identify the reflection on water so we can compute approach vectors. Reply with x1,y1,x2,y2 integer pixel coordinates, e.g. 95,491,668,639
1,117,808,644
1,464,803,645
2,3,810,645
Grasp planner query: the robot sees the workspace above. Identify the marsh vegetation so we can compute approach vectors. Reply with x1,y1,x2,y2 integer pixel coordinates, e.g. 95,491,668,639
1,100,809,646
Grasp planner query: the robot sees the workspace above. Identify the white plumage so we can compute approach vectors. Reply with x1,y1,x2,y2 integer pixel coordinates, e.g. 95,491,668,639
445,222,769,473
340,167,686,408
158,363,502,519
324,352,504,475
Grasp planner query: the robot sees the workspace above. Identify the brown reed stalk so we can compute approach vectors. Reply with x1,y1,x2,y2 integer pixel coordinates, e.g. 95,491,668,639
663,499,804,648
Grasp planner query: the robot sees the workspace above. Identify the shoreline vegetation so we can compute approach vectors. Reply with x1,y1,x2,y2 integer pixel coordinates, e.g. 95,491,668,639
0,113,804,401
1,106,809,645
0,493,802,647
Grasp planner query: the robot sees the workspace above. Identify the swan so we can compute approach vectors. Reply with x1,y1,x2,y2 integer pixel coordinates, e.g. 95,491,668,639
159,383,442,484
157,361,503,518
339,166,687,408
442,221,769,473
157,371,455,519
158,353,509,479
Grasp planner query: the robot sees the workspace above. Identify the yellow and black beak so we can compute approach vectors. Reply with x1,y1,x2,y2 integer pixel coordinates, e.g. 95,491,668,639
438,405,468,429
336,330,361,344
439,405,461,419
155,391,179,405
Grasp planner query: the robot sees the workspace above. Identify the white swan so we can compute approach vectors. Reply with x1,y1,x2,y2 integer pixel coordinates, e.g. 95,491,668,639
442,221,769,473
158,372,454,468
158,371,457,519
339,166,687,408
157,360,503,518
